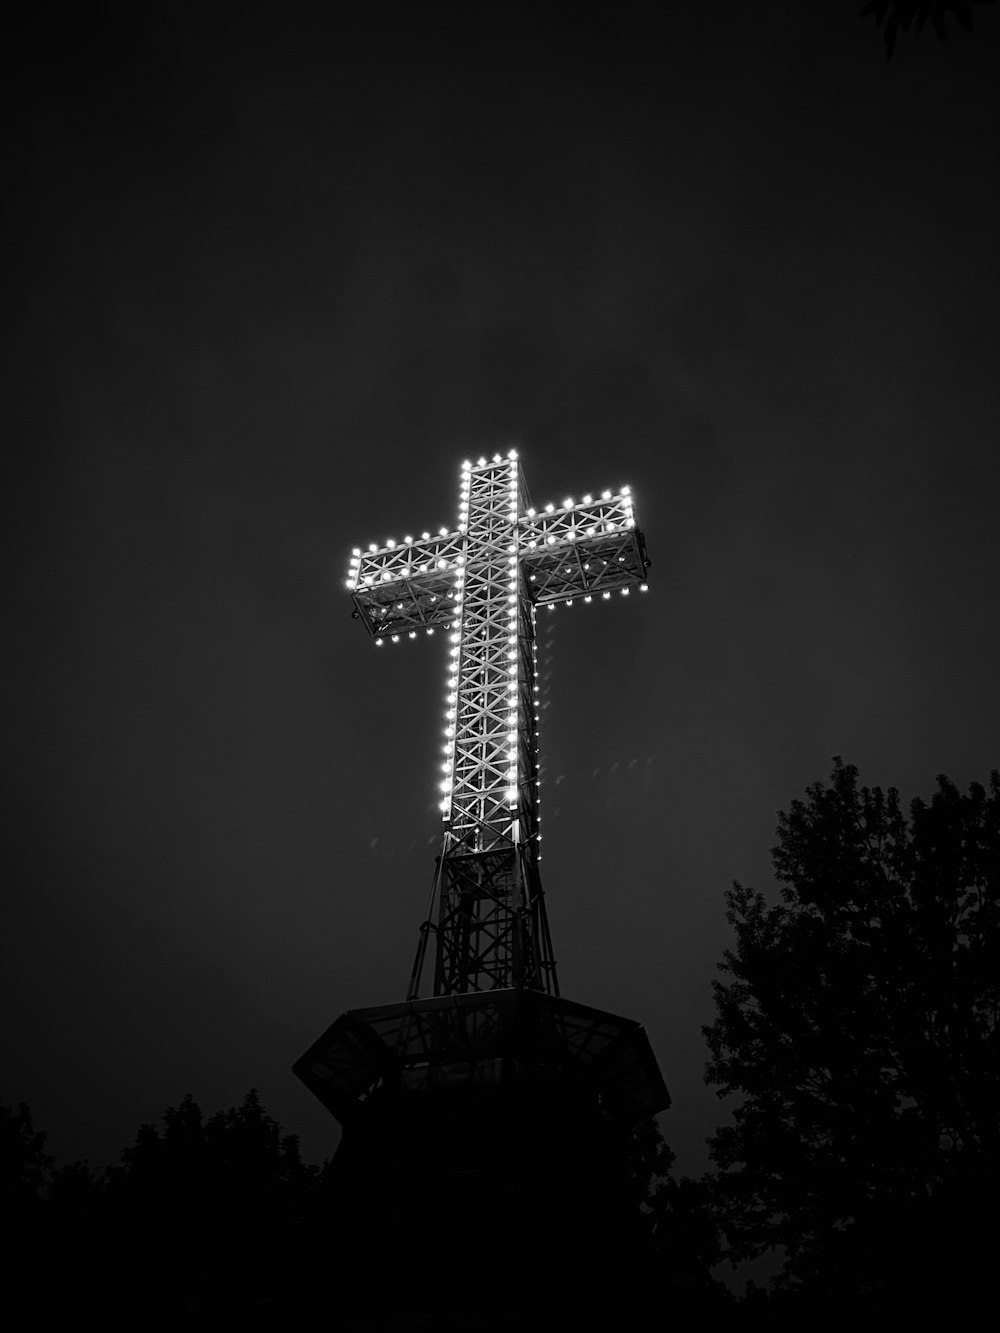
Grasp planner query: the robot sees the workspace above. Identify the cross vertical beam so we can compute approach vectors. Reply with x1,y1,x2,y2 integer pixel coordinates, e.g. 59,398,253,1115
423,456,552,997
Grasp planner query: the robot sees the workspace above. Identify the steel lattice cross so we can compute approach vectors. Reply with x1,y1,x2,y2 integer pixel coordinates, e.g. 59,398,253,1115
347,450,650,998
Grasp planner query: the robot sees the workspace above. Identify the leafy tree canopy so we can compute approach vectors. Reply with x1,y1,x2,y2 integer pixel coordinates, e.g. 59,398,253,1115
110,1087,317,1228
860,0,997,57
0,1102,53,1219
2,1089,322,1319
705,759,999,1309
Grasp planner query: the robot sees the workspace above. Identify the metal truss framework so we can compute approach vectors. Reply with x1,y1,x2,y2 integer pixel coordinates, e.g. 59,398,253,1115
293,988,670,1130
346,452,650,999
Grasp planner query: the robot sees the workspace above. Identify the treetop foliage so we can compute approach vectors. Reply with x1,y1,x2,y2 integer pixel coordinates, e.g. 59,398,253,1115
0,1102,53,1217
705,759,999,1306
860,0,997,58
115,1087,313,1202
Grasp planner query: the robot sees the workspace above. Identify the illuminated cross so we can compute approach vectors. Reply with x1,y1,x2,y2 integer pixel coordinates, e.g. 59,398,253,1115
347,450,650,999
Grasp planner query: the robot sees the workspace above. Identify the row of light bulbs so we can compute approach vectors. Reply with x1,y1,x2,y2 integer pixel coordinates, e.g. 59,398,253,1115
345,464,632,588
440,459,521,816
519,486,630,519
348,521,633,587
464,450,519,467
370,581,649,640
370,582,649,643
351,546,631,591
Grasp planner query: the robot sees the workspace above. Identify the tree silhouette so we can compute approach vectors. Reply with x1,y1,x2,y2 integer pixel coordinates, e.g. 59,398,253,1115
2,1100,54,1313
618,1117,733,1310
0,1102,52,1217
6,1091,730,1321
0,1090,322,1319
1,1104,110,1319
704,760,999,1311
104,1089,319,1316
859,0,997,57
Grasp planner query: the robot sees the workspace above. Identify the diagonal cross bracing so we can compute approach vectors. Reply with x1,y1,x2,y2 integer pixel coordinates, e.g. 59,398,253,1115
346,451,650,997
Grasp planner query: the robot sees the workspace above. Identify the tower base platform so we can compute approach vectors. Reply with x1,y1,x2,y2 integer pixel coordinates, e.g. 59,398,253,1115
293,988,669,1328
294,985,669,1128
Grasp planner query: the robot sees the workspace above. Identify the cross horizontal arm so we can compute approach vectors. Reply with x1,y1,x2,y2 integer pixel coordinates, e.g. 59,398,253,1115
350,530,466,588
348,531,465,640
521,526,649,605
517,492,636,550
519,494,649,605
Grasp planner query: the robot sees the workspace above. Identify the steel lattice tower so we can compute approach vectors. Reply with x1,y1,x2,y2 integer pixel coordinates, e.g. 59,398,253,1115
349,452,650,1000
294,454,668,1308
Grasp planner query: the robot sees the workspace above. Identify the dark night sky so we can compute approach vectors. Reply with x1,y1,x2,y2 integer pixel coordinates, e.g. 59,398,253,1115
4,3,999,1179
